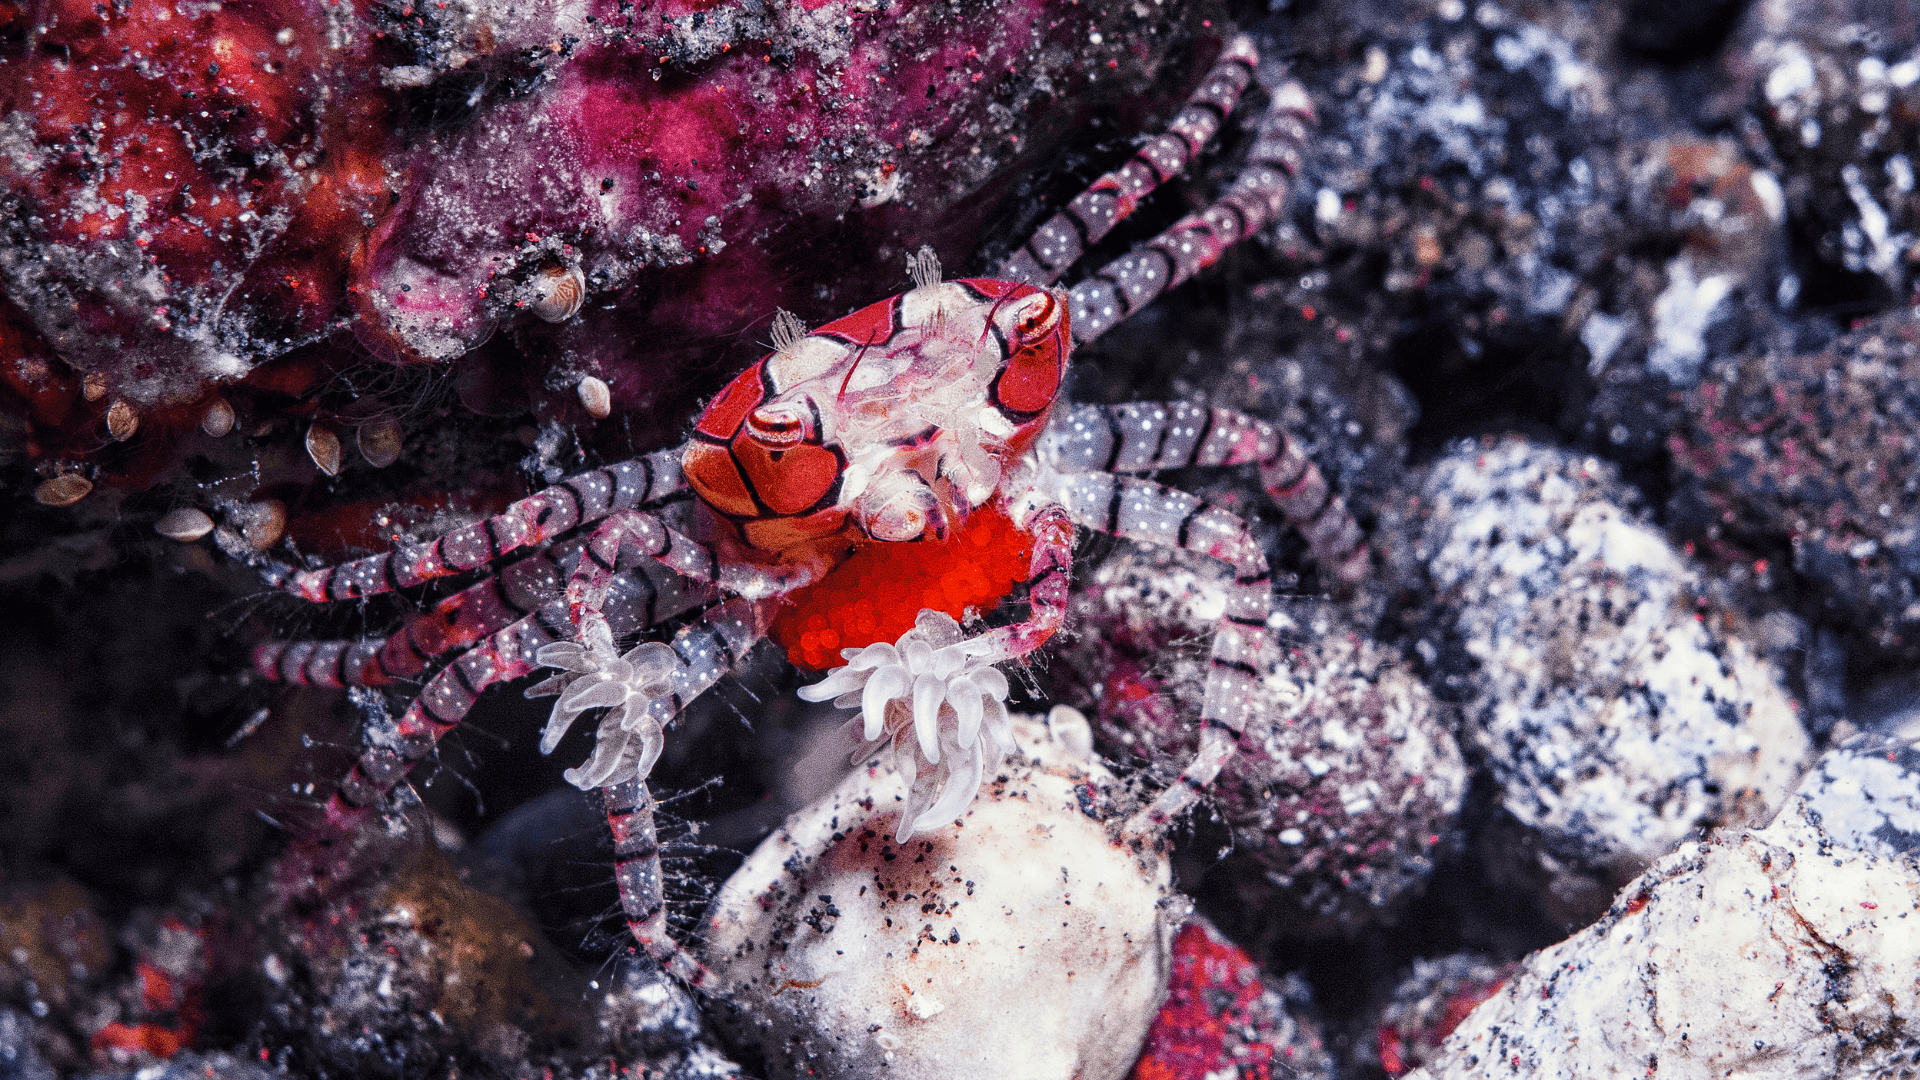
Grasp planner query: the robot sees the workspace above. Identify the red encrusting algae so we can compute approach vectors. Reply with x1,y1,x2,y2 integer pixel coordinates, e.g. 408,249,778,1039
1131,919,1327,1080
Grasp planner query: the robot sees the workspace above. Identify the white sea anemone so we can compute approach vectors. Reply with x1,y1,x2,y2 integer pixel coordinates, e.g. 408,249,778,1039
798,610,1014,842
526,616,679,790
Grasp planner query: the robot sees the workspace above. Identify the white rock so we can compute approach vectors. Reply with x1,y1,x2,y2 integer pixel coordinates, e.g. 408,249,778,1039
1784,732,1920,862
702,710,1179,1080
1421,439,1809,911
1408,804,1920,1080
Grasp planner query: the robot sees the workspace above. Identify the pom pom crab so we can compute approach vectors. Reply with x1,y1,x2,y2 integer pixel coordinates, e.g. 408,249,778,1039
254,36,1367,988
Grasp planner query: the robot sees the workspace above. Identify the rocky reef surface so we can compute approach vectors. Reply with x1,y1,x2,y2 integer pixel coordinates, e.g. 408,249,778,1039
7,0,1920,1075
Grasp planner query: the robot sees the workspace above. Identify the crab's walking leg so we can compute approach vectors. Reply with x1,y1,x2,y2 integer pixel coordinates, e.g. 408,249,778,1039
255,546,715,688
319,601,569,829
257,540,583,687
603,780,720,988
1048,472,1273,835
275,448,686,602
588,598,771,990
998,36,1261,287
564,509,813,626
1046,401,1368,590
1069,76,1317,343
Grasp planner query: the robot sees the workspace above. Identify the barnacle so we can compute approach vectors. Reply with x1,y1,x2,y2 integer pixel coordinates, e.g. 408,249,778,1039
799,610,1014,842
528,617,679,789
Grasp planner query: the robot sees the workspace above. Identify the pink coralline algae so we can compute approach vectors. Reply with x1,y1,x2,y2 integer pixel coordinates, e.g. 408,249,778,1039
1129,917,1330,1080
2,0,1219,485
0,0,388,423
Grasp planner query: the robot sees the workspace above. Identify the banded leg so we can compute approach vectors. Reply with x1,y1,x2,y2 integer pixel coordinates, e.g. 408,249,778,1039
257,540,582,688
276,447,686,602
1068,76,1317,342
1045,401,1369,591
323,599,574,831
565,509,813,626
255,544,716,688
998,36,1260,286
603,779,720,989
1046,472,1273,834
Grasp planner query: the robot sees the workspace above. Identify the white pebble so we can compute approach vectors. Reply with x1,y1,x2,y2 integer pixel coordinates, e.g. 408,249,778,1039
1409,803,1920,1079
1421,439,1809,915
704,712,1179,1080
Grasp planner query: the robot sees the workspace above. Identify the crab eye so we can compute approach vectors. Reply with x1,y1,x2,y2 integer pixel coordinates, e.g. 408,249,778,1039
746,402,810,446
1013,292,1059,339
991,291,1067,418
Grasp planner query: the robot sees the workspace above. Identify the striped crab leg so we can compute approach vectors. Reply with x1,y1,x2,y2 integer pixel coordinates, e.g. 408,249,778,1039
1043,470,1275,835
998,36,1262,287
561,508,815,625
254,544,716,689
1066,74,1317,343
321,598,574,831
1046,401,1369,591
273,447,686,602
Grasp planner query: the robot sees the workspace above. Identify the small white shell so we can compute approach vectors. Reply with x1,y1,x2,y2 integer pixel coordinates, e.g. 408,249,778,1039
357,418,403,468
33,474,92,507
530,266,586,323
306,424,342,476
201,397,236,438
155,507,216,541
106,400,139,441
577,375,612,419
81,371,107,402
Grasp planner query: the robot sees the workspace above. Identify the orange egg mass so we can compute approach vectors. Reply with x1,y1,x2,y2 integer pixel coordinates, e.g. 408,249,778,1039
770,502,1035,672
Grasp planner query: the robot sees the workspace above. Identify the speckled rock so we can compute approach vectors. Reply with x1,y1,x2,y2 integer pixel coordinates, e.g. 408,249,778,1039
264,809,741,1079
1672,308,1920,663
1417,437,1810,921
1047,544,1467,937
702,710,1179,1080
1784,730,1920,861
1406,803,1920,1080
1275,0,1693,460
1717,0,1920,297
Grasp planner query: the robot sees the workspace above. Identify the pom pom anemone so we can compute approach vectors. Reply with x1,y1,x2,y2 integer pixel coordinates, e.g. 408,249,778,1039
799,610,1014,842
527,617,679,790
